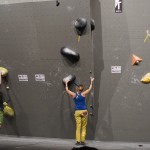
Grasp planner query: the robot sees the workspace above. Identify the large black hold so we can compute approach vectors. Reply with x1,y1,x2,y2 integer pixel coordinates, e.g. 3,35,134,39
91,19,95,31
60,47,80,63
62,74,76,84
74,18,87,36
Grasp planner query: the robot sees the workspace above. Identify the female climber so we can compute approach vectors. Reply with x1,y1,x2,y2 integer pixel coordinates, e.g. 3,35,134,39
65,77,94,145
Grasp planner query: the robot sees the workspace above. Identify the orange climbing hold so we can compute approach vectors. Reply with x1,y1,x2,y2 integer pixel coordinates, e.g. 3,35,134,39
132,54,142,65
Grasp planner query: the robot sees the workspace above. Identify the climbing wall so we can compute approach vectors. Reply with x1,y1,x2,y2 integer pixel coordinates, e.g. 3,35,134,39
0,0,94,139
1,0,150,143
92,0,150,142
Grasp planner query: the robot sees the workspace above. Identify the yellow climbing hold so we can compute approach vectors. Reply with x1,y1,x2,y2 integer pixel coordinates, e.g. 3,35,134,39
0,67,8,77
3,102,15,117
141,73,150,83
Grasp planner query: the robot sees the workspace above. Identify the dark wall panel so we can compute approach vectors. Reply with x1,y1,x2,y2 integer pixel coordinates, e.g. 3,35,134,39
0,0,94,139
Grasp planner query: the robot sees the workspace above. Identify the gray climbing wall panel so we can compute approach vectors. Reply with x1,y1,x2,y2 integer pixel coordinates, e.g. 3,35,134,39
93,0,150,142
0,0,94,139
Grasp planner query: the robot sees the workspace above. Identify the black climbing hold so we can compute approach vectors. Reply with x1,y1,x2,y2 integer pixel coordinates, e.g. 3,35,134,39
60,47,80,63
56,0,60,6
63,74,76,84
74,18,87,36
89,113,94,116
91,19,95,31
90,105,94,109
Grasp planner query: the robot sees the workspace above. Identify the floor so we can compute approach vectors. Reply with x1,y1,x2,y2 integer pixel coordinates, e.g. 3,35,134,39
0,135,150,150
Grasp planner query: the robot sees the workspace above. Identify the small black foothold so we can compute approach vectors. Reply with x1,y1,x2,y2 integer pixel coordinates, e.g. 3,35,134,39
56,0,60,6
138,145,143,147
89,113,94,116
90,105,94,109
89,71,92,74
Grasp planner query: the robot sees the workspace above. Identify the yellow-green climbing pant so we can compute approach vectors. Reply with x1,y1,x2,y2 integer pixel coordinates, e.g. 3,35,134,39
74,110,88,142
0,111,3,125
